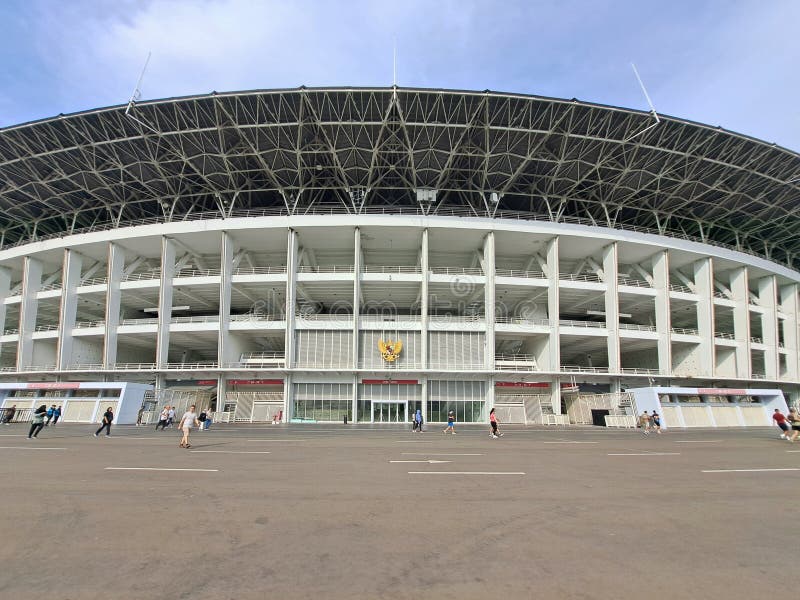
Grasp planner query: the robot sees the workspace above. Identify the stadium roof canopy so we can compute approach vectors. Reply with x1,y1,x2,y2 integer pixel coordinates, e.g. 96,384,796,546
0,87,798,269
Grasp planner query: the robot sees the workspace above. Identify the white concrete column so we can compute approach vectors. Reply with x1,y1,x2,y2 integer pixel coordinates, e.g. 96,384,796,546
283,374,292,423
420,377,428,425
603,242,620,374
652,251,671,376
353,227,361,371
693,257,714,377
285,229,299,370
780,283,799,381
483,231,496,370
351,373,358,425
546,237,561,413
420,229,429,370
758,275,779,379
218,232,234,367
216,377,227,419
156,237,176,369
17,256,43,370
56,249,83,369
0,267,12,360
730,267,751,378
103,242,125,368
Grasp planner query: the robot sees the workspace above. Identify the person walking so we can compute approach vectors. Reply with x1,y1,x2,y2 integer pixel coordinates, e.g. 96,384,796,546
489,407,503,438
166,406,176,428
442,410,456,434
44,405,55,426
651,411,662,434
136,405,144,426
155,406,169,431
178,404,200,448
773,408,790,440
27,405,47,439
203,407,213,430
639,411,652,435
413,408,423,433
52,405,62,426
198,408,207,432
2,404,16,424
94,406,114,437
786,408,800,442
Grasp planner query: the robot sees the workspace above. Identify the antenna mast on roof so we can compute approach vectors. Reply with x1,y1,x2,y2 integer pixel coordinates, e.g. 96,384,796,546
624,62,661,143
124,52,159,134
393,37,397,87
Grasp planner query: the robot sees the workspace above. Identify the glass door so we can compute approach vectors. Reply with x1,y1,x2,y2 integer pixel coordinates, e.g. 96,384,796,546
372,402,406,423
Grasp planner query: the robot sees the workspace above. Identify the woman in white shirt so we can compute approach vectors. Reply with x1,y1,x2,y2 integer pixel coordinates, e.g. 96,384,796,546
178,404,200,448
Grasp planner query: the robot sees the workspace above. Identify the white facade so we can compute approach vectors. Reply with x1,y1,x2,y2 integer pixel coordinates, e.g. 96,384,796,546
0,213,798,423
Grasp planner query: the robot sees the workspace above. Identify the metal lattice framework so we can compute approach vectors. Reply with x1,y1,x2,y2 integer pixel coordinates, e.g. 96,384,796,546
0,87,798,268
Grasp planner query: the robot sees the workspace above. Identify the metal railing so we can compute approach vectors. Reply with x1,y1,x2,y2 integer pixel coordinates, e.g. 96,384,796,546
34,324,59,332
37,282,63,292
671,327,699,336
495,316,550,326
79,277,109,286
120,318,159,326
170,315,219,324
113,362,157,370
428,314,485,323
362,265,422,274
360,313,422,322
429,267,484,276
122,270,161,282
1,204,786,271
230,313,285,322
232,266,287,275
619,367,660,375
495,268,546,279
1,328,18,336
618,323,656,332
559,319,606,328
668,283,694,294
164,361,219,370
714,332,735,340
297,265,354,273
561,272,602,283
174,268,221,278
750,336,764,344
617,276,652,288
560,365,608,373
73,320,105,329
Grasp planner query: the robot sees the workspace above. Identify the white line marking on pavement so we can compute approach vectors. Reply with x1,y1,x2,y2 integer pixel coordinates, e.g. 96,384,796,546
787,450,800,453
246,439,308,442
608,452,681,456
674,440,722,443
702,468,800,473
543,441,598,444
394,440,433,443
112,437,163,440
105,467,219,472
408,471,525,475
190,450,271,454
390,459,451,464
402,453,484,456
0,446,65,450
0,434,27,437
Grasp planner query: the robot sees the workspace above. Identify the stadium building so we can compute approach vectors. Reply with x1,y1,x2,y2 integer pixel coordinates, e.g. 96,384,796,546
0,87,797,426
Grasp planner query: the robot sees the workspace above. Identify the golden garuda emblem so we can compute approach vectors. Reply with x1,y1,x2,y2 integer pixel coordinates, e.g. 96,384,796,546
378,339,403,362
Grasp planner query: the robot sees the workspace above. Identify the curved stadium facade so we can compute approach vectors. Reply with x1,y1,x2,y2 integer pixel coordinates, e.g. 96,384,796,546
0,87,798,426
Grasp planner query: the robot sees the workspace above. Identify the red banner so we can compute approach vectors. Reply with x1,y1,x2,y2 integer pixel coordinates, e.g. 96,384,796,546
26,382,81,390
698,388,746,395
361,379,419,385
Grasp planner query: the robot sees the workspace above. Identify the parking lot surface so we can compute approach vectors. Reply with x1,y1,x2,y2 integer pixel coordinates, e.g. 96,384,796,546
0,423,796,599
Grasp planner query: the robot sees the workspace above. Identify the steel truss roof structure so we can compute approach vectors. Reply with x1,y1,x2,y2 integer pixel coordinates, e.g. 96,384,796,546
0,87,798,268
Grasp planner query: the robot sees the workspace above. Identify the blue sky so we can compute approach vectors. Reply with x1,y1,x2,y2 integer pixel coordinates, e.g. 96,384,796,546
1,0,799,151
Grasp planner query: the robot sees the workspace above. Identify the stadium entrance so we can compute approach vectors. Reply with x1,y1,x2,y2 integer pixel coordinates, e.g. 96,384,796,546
371,401,406,423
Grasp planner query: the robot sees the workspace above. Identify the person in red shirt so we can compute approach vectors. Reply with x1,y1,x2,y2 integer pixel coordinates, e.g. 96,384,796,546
772,409,789,440
489,408,503,439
